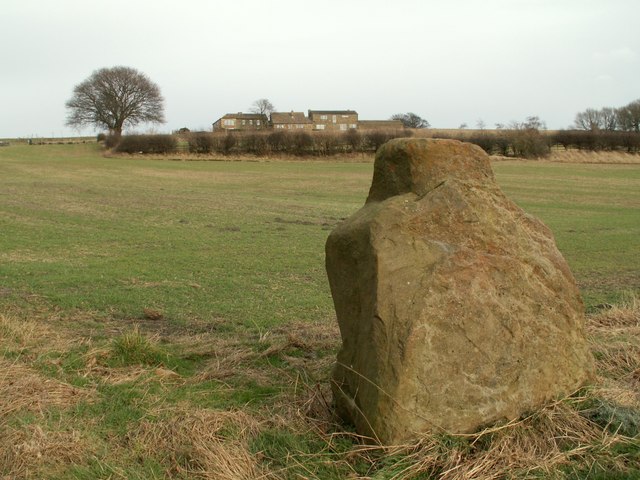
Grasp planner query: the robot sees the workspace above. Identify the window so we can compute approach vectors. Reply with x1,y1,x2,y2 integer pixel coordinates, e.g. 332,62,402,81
332,115,337,123
249,120,253,125
256,120,261,126
350,124,357,129
320,114,328,120
242,120,246,125
340,124,348,131
316,124,325,130
223,119,235,126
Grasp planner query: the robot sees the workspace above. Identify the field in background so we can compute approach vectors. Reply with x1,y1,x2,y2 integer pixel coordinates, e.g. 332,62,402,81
1,143,639,478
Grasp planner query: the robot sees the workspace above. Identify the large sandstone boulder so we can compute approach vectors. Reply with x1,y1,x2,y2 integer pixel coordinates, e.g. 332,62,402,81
326,138,593,445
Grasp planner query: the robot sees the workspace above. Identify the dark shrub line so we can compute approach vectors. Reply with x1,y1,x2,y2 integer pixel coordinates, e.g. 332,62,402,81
433,130,640,158
105,129,640,158
552,130,640,153
107,130,412,156
113,134,177,154
194,130,413,156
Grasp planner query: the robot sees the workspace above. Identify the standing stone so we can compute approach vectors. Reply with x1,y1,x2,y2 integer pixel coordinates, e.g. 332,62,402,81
326,138,593,445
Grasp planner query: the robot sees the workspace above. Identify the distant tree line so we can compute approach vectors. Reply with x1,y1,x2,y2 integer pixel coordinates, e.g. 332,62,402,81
552,99,640,154
573,99,640,132
433,114,640,158
432,116,553,158
105,129,413,156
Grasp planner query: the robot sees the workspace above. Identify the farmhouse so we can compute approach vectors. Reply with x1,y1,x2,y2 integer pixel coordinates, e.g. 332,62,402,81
212,108,406,132
308,110,358,131
212,113,268,131
270,111,314,131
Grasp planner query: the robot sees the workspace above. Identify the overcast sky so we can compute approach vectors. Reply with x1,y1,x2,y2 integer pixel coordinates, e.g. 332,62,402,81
2,0,639,138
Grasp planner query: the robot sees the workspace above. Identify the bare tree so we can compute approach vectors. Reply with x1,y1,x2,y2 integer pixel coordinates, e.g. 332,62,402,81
617,99,640,132
250,98,275,117
573,108,602,131
523,115,546,130
390,112,430,128
65,66,165,138
600,107,618,130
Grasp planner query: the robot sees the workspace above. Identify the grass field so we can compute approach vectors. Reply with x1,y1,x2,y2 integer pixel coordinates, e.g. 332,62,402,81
1,143,639,479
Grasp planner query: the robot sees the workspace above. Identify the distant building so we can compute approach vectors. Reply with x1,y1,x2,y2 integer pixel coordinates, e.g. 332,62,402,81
308,110,358,131
212,113,268,131
213,108,405,132
270,111,314,131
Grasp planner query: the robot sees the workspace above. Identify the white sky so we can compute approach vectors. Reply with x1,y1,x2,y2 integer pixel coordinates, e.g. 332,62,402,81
1,0,639,138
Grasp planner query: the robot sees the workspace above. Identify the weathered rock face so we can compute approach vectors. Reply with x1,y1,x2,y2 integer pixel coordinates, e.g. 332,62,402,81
326,138,593,445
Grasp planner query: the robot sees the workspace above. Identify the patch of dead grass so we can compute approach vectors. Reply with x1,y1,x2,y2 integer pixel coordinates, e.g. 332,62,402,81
0,424,95,479
548,150,640,164
588,298,640,408
0,358,93,417
0,312,41,349
411,400,626,480
128,407,267,480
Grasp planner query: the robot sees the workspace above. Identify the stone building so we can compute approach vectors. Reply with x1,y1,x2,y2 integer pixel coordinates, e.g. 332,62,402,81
212,113,268,131
212,108,407,132
308,110,358,131
270,111,314,131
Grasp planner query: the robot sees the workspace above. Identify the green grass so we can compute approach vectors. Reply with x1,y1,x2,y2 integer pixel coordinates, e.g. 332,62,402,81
0,143,367,328
1,143,639,479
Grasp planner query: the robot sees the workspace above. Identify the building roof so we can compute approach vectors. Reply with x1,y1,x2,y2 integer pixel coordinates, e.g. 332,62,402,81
308,110,358,116
220,112,267,120
270,112,312,124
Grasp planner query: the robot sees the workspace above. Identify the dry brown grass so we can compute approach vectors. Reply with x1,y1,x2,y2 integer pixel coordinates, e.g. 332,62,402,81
548,150,640,164
128,407,266,480
0,311,42,350
0,312,95,406
0,336,96,479
587,298,640,409
0,424,96,479
1,300,638,479
0,359,93,417
340,398,628,480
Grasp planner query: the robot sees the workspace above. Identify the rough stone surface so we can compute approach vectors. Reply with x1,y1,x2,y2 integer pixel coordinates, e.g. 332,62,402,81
326,138,593,445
